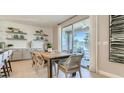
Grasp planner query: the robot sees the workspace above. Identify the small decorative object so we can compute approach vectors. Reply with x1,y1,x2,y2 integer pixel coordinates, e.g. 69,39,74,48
14,35,18,39
40,29,43,32
7,44,14,48
40,37,44,40
8,27,13,30
20,35,24,39
35,31,40,34
40,30,43,34
18,30,22,33
47,43,52,52
8,27,14,32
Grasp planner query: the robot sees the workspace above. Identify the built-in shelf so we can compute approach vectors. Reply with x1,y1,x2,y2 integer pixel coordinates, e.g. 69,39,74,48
6,31,27,35
6,38,27,40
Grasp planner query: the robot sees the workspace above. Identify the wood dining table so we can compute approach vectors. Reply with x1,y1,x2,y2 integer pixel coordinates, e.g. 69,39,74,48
40,52,71,78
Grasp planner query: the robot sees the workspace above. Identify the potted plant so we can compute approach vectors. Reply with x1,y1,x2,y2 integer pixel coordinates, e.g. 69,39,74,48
47,43,52,52
0,43,3,51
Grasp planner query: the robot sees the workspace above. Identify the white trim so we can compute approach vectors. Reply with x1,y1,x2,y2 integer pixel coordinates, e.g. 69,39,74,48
96,16,98,72
89,16,98,72
57,25,62,52
98,70,122,78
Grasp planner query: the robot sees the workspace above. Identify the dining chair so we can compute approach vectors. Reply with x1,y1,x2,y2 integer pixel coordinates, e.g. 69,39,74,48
3,51,10,77
31,52,47,71
30,50,44,67
0,53,8,78
57,54,83,78
31,51,57,76
7,50,13,72
35,52,47,69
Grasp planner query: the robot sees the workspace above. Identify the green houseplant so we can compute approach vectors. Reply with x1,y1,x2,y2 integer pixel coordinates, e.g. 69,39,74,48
0,44,2,48
47,43,52,52
0,43,2,49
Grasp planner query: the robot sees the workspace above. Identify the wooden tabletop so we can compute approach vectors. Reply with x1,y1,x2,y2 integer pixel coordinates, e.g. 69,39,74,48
40,52,71,59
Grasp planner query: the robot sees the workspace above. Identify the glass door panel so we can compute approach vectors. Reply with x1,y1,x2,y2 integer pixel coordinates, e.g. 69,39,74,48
73,19,90,67
61,25,73,53
61,18,90,68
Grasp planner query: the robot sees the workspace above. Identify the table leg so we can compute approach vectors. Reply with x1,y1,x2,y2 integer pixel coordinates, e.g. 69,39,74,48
48,59,52,78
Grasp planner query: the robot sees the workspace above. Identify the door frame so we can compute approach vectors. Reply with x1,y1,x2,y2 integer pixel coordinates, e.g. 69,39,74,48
89,15,98,72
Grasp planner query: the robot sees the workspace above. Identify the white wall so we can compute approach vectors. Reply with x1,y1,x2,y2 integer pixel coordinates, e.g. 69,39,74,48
0,21,54,48
53,25,58,49
98,15,124,77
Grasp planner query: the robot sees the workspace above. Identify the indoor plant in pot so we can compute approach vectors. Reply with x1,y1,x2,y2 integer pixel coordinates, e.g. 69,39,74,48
0,43,3,51
47,43,52,52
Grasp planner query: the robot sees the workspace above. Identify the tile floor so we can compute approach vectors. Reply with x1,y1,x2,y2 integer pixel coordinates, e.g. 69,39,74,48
10,60,106,78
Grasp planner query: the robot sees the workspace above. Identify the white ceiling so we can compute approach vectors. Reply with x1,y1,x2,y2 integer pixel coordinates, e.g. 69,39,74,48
0,15,74,27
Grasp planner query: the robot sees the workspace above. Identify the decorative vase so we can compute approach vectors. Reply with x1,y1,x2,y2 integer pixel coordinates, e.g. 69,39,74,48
48,48,52,52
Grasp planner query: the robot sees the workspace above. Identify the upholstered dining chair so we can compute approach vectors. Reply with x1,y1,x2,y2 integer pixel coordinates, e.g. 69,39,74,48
57,54,83,78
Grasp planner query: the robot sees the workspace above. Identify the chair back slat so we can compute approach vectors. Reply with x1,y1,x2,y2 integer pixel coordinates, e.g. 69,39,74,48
35,52,45,66
31,52,37,63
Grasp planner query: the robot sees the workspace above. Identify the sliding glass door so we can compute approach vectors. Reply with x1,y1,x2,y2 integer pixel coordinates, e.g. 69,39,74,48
61,18,90,68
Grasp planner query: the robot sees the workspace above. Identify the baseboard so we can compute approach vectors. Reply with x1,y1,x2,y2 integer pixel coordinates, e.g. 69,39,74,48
98,70,122,78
